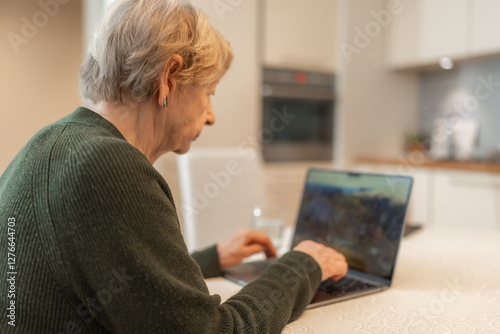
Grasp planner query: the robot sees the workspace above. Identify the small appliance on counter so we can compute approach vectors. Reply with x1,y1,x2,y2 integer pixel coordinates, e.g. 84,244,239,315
451,118,479,161
429,116,479,161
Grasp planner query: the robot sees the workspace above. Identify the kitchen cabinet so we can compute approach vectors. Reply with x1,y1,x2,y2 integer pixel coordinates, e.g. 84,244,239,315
419,0,468,63
470,0,500,56
402,167,432,226
433,170,500,229
262,0,337,72
387,0,500,69
388,0,468,68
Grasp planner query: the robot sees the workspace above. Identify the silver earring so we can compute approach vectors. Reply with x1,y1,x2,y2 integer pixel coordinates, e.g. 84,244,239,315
163,96,168,108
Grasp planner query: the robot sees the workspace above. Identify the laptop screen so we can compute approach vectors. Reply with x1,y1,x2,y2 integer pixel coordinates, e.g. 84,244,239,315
291,169,413,280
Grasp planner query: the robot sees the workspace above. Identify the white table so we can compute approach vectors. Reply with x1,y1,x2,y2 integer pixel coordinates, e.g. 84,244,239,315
206,226,500,333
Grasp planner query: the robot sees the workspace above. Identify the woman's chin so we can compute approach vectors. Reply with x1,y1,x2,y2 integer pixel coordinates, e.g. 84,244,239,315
174,144,192,155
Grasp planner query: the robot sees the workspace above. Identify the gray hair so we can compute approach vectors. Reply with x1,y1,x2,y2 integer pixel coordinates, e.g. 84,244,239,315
80,0,233,103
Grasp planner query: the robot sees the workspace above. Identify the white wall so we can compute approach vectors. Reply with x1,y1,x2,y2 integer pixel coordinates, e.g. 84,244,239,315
82,0,106,56
0,0,83,174
335,0,420,167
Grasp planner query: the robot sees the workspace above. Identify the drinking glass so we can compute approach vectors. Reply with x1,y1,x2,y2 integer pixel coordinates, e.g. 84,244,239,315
251,205,285,250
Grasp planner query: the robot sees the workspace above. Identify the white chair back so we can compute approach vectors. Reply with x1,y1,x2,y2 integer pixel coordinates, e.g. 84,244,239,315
177,147,266,252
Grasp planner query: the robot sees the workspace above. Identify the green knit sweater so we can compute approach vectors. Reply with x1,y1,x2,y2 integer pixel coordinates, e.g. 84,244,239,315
0,107,322,333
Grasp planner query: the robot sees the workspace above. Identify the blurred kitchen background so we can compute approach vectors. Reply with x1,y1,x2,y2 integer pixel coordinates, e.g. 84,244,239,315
1,0,499,245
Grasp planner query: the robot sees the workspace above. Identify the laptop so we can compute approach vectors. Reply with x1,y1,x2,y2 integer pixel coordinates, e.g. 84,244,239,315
222,168,413,309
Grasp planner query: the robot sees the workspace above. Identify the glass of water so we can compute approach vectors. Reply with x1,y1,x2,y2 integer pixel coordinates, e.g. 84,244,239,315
251,205,285,250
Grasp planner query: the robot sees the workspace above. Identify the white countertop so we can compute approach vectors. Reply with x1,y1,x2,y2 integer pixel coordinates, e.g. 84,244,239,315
206,226,500,333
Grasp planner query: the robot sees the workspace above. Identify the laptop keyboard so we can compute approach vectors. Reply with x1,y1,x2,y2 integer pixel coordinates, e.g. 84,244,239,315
318,276,378,296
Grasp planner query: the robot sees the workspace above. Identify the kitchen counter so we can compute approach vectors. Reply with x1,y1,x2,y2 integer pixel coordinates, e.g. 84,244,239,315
355,155,500,174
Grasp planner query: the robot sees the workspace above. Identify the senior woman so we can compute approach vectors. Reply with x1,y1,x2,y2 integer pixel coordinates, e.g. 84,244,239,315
0,0,347,333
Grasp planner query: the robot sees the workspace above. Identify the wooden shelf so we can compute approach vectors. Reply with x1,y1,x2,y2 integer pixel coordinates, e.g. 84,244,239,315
355,156,500,174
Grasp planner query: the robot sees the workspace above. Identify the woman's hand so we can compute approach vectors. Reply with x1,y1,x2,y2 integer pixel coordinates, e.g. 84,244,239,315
217,228,277,268
293,240,348,282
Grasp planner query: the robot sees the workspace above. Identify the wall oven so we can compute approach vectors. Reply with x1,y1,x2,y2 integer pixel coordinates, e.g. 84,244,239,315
261,67,335,162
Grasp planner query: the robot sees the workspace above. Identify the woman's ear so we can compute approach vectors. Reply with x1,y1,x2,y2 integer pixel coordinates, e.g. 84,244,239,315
158,54,184,107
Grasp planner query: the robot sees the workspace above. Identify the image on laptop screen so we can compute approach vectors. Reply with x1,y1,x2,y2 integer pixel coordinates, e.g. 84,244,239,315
291,169,413,280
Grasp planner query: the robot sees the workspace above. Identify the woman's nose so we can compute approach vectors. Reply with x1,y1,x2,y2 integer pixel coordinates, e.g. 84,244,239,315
205,106,215,126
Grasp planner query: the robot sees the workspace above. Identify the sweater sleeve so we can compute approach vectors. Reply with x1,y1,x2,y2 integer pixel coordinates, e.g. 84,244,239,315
191,245,223,278
47,134,321,333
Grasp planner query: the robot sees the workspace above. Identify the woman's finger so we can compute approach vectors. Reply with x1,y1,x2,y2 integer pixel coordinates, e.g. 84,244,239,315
245,230,277,257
